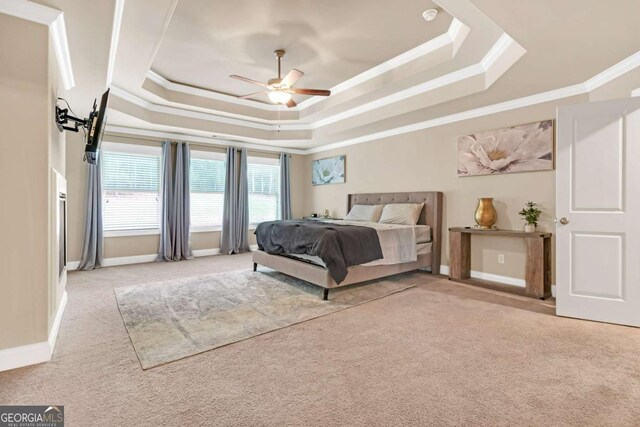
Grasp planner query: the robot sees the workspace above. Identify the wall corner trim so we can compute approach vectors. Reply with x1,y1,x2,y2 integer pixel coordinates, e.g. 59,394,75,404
0,0,75,89
48,291,67,354
0,290,68,372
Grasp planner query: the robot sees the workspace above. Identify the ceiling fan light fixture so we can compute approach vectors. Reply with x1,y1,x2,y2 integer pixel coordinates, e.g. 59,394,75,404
268,90,292,105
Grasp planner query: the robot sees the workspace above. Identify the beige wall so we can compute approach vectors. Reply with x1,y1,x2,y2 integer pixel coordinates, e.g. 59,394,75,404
0,15,51,349
67,134,305,261
303,97,592,283
66,131,86,262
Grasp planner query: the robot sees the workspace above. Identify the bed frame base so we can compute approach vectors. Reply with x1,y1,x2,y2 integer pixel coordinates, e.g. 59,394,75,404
252,250,433,299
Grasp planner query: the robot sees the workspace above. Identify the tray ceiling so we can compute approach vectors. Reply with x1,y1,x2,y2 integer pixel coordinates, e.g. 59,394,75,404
151,0,452,102
46,0,638,153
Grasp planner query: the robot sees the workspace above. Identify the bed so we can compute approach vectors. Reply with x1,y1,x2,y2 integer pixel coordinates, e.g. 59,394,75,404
252,191,443,299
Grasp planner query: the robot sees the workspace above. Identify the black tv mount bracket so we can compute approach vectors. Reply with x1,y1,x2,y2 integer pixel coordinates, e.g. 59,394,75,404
55,98,96,133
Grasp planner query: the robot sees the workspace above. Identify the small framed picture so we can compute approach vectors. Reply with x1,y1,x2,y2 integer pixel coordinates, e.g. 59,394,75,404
312,155,345,185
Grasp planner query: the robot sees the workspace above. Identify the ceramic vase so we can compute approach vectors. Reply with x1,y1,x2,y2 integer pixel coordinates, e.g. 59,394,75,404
524,224,536,232
475,198,497,229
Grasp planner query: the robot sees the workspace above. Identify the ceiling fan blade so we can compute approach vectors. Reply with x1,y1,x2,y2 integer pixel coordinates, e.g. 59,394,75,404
281,69,304,87
293,88,331,96
229,74,269,88
238,91,268,99
286,98,297,108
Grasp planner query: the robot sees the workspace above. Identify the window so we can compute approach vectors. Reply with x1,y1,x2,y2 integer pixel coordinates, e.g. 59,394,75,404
190,151,226,230
248,156,280,225
101,142,161,233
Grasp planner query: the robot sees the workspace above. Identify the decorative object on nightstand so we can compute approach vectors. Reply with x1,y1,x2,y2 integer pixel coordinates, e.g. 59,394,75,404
474,198,497,229
322,209,330,218
519,201,542,232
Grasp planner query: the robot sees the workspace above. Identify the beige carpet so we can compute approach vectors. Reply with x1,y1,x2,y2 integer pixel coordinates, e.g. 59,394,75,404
115,269,413,369
1,253,639,426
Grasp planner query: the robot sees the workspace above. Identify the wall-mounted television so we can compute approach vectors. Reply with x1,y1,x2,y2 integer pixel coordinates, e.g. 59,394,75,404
84,89,110,164
55,88,110,164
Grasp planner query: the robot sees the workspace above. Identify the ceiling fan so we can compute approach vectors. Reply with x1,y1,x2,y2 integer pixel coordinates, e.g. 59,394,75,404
229,49,331,108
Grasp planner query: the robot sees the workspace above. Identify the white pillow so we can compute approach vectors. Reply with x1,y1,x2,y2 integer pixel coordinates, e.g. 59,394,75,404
379,203,424,225
344,204,384,222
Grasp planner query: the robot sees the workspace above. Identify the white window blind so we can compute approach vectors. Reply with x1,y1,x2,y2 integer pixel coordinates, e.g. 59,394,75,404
248,156,280,225
101,143,161,232
190,151,226,230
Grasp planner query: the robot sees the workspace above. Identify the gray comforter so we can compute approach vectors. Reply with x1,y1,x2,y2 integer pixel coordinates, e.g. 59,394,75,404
255,220,383,284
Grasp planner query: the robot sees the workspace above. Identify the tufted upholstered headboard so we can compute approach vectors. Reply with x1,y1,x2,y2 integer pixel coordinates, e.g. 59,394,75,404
346,192,443,275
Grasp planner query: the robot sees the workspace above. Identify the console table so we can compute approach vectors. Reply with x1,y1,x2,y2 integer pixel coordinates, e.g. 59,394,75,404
448,227,552,299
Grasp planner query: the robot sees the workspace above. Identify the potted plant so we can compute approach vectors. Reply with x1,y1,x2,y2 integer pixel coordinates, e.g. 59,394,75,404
519,201,542,232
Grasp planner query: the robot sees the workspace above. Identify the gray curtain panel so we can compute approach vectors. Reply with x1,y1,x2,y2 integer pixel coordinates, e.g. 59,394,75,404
78,160,103,270
221,147,249,254
279,153,292,220
157,141,193,261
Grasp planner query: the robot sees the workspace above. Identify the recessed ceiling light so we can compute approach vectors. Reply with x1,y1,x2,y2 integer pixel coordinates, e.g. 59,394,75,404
422,9,438,22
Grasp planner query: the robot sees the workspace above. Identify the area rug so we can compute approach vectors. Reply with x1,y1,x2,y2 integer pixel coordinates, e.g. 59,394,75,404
114,269,415,369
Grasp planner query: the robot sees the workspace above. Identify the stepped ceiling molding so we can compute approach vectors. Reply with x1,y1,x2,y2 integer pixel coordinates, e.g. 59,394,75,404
99,0,640,153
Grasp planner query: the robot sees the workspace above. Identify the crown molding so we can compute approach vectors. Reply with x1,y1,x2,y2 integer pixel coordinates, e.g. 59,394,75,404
144,73,302,124
0,0,75,90
583,50,640,91
105,125,308,155
311,34,524,128
110,86,312,132
50,13,74,90
144,0,180,78
306,83,586,154
146,70,285,111
297,18,470,110
105,0,125,87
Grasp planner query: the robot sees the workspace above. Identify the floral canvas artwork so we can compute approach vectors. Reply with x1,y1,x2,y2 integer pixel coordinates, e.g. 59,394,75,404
457,120,554,176
312,155,345,185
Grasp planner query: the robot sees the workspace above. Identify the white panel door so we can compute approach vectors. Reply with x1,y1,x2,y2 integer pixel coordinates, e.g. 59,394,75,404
556,97,640,327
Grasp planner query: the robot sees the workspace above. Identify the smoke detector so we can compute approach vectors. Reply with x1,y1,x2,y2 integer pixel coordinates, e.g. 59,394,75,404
422,9,438,22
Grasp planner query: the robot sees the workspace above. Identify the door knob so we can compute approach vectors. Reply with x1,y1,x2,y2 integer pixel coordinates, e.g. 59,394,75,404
559,217,569,225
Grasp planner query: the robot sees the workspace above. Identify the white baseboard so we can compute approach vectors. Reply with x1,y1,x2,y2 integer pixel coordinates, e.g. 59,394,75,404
440,265,556,297
69,245,260,271
0,290,68,372
192,248,220,257
0,342,50,373
104,254,158,267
